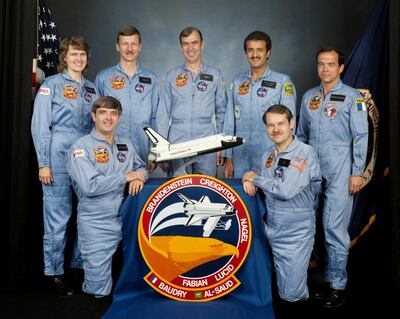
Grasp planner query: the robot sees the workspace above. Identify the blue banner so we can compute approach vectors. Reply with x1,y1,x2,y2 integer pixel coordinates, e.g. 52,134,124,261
342,0,388,244
104,178,275,319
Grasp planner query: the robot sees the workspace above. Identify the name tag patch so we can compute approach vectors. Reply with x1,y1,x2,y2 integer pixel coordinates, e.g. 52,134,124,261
261,80,276,89
200,73,213,81
117,144,128,151
139,76,152,84
330,94,345,102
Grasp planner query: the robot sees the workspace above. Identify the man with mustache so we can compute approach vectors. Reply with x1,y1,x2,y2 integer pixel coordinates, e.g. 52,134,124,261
95,26,158,173
223,31,296,179
242,104,321,309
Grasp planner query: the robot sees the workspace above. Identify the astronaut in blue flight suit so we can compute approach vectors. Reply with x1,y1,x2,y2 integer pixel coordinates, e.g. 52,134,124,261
223,31,296,179
67,96,148,297
31,36,98,296
95,26,158,172
296,48,368,308
157,26,227,177
243,105,321,303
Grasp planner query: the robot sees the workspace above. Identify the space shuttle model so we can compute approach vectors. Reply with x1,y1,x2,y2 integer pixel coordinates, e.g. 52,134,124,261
177,193,236,237
144,127,245,163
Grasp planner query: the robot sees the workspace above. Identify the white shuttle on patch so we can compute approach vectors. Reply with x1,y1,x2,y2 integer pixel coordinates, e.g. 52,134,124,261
177,193,237,237
144,127,244,163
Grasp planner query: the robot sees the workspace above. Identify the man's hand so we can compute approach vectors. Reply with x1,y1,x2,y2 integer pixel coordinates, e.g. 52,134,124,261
147,161,157,174
348,176,364,195
39,167,53,185
216,152,225,166
224,159,234,178
125,171,146,183
242,171,258,182
242,171,258,196
128,179,144,195
243,181,258,196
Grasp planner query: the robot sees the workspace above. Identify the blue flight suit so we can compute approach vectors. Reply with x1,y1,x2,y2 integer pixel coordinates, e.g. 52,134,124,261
157,64,227,176
66,129,148,296
95,64,158,162
31,71,98,276
296,79,368,290
253,136,321,301
224,67,296,178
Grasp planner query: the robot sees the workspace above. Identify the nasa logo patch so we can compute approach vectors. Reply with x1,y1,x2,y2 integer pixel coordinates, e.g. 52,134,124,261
135,83,145,93
197,81,208,92
257,87,268,97
84,92,92,102
117,152,126,163
139,175,252,302
274,166,284,178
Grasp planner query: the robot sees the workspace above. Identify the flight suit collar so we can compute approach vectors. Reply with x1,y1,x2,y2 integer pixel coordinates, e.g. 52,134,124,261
116,63,143,78
274,135,298,155
62,69,85,84
247,66,271,81
90,128,120,146
319,79,344,95
182,62,206,73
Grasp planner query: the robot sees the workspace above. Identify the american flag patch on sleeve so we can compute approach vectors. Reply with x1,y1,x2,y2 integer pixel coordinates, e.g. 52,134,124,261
291,158,307,172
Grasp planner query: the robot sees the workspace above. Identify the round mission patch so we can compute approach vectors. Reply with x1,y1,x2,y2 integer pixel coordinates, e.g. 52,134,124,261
138,174,252,302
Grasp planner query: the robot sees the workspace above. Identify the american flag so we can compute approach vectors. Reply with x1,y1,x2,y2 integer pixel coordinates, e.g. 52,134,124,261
34,0,61,84
291,157,307,172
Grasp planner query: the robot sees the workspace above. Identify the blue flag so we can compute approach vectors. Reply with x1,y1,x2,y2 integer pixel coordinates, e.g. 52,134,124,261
342,0,388,244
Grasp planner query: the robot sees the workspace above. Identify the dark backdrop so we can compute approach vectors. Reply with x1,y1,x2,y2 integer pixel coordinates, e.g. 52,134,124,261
48,0,377,99
0,0,399,303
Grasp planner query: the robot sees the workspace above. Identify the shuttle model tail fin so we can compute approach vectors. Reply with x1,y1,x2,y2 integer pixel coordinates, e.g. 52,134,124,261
144,127,170,146
177,193,195,205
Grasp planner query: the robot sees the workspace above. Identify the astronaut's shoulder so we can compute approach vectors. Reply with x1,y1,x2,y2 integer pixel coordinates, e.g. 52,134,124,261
204,64,222,75
97,65,118,77
268,69,292,81
303,86,320,97
341,84,363,98
41,73,62,86
233,72,248,82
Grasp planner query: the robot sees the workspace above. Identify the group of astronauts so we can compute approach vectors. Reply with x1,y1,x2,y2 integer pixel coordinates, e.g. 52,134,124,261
31,24,368,310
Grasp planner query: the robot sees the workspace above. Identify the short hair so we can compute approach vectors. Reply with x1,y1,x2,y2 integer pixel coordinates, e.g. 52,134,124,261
92,96,122,114
179,26,203,44
316,47,344,66
243,31,272,52
116,25,141,44
262,104,293,125
58,36,90,73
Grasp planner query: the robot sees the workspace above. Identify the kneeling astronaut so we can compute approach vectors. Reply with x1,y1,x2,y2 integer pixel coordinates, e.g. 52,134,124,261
67,96,148,297
242,104,321,302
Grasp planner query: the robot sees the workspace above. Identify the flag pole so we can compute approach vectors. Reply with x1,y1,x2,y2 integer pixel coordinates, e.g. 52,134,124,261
32,0,39,98
36,0,39,61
